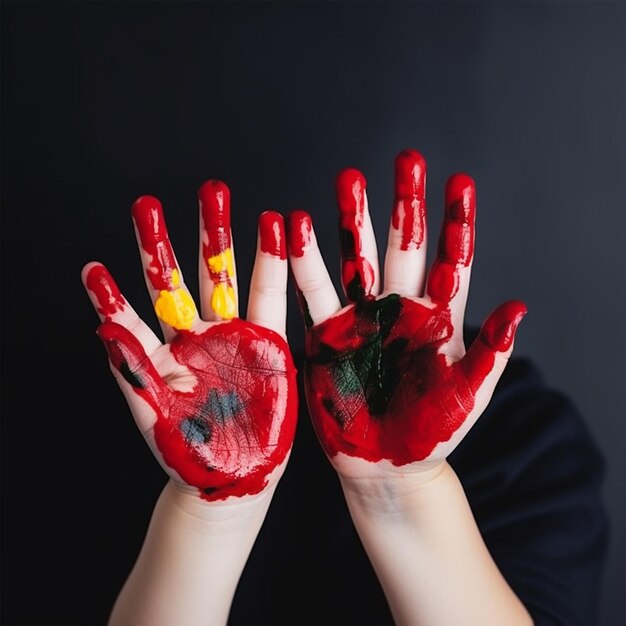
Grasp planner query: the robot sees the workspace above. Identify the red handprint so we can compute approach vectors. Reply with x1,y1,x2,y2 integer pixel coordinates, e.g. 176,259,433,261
288,150,526,469
83,187,297,501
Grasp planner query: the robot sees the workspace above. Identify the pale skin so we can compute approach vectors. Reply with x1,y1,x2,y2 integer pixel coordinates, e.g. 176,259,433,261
83,153,533,626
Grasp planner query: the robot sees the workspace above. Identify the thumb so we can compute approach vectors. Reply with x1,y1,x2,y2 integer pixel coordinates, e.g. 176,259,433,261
458,300,528,394
96,321,171,427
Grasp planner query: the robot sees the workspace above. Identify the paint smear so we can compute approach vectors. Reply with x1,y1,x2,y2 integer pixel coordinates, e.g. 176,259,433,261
132,195,197,330
198,180,237,319
392,149,427,250
335,168,375,301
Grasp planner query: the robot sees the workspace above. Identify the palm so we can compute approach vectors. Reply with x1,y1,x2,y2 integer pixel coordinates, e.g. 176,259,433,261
306,293,473,466
103,319,296,500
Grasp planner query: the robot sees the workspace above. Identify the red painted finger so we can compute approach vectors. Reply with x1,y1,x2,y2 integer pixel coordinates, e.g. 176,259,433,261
286,209,342,327
458,300,528,392
247,211,288,337
97,320,171,411
383,149,428,297
426,174,476,305
82,261,162,355
335,168,380,301
132,195,200,339
198,180,238,321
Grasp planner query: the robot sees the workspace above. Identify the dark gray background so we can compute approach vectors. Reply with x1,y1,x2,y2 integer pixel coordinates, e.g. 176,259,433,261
1,1,624,624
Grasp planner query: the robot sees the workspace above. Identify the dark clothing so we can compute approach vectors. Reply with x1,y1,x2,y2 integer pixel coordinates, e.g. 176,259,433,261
230,333,609,626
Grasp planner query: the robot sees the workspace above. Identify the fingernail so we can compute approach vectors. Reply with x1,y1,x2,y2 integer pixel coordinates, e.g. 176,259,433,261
286,210,313,257
483,300,528,352
335,168,366,220
85,263,125,319
132,195,168,244
259,211,286,259
393,149,427,250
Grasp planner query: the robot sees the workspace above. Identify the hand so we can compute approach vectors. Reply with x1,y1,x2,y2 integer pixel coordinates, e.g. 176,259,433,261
286,150,526,480
82,181,298,502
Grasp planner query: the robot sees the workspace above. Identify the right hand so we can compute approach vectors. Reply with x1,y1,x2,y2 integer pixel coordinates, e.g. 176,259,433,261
286,149,525,482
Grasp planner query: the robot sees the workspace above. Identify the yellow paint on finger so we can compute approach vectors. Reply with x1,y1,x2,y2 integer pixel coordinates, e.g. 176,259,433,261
211,282,236,319
154,288,197,330
171,268,181,287
207,248,235,277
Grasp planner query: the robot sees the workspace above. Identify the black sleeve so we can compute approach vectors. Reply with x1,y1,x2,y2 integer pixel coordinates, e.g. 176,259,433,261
449,342,609,625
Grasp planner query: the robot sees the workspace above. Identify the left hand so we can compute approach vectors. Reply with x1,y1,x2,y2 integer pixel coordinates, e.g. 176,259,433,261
82,181,298,502
286,149,526,480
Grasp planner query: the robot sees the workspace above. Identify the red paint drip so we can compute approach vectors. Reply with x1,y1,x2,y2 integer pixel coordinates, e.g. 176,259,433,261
99,318,298,502
427,173,476,303
439,173,476,265
392,149,427,250
85,263,126,319
286,209,312,258
258,211,287,259
198,179,232,256
335,167,375,298
132,195,178,291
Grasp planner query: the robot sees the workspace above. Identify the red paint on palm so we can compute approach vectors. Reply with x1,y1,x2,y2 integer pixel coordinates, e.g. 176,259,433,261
335,168,375,299
305,295,525,465
392,149,427,250
98,319,298,501
259,211,287,259
85,264,126,319
132,195,179,291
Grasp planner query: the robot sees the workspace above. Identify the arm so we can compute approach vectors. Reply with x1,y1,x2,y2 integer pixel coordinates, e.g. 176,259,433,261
340,463,531,626
108,480,276,626
286,149,532,625
82,185,296,626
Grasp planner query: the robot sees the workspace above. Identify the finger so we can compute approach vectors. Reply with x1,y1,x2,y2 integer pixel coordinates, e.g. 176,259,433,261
425,174,476,346
457,300,527,394
131,195,201,341
246,211,288,338
286,209,342,327
81,261,162,355
382,149,428,297
97,320,172,433
197,179,238,322
335,167,380,301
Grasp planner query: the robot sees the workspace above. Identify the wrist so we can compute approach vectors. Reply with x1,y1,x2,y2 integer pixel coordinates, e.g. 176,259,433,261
162,452,290,526
339,459,452,519
163,479,277,531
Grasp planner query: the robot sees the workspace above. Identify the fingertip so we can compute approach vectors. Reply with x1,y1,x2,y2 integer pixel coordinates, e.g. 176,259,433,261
81,260,104,286
258,210,286,259
394,149,426,200
335,167,367,213
285,209,313,257
131,194,163,219
198,179,231,226
131,195,168,244
481,300,528,353
445,174,475,218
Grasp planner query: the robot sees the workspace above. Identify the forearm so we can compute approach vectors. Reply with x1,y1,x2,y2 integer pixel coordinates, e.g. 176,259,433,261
340,462,533,626
108,479,274,626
